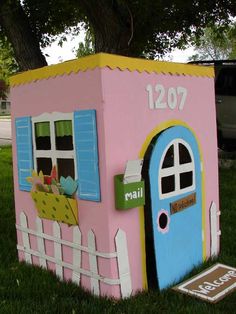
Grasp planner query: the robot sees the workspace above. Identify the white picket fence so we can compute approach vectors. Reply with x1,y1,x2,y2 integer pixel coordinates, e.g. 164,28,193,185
16,212,132,298
210,201,221,257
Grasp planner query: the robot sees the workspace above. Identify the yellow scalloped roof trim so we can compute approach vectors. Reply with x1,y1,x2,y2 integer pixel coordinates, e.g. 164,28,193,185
10,53,214,86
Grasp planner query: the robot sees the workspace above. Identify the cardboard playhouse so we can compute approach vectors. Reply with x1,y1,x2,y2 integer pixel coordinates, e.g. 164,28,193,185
10,53,220,298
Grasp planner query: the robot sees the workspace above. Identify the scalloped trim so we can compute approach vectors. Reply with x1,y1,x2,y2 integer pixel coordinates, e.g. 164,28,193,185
10,53,214,87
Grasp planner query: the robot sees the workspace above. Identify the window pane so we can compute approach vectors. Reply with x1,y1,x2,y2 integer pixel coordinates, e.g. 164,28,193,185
162,145,174,168
161,175,175,194
35,122,51,150
57,158,75,179
215,68,236,96
37,158,52,175
180,171,193,189
179,143,191,164
1,101,6,109
55,120,73,150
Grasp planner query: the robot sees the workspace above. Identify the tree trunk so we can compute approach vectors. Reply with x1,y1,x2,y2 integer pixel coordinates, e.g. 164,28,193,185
78,0,134,56
0,1,47,71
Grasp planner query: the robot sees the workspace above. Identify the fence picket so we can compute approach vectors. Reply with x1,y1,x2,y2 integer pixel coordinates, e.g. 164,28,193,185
20,212,32,264
72,226,82,285
210,201,221,257
88,229,100,295
16,212,133,298
35,217,47,268
53,221,63,280
115,229,132,298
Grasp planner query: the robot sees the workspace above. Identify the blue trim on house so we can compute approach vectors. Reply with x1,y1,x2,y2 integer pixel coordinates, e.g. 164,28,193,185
74,110,101,201
15,116,33,191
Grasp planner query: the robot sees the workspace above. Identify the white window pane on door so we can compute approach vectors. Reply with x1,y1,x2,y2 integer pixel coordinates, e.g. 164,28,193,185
162,145,174,169
179,143,192,164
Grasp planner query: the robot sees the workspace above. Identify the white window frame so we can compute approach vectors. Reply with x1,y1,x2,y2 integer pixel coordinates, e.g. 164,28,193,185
32,112,77,180
158,138,195,199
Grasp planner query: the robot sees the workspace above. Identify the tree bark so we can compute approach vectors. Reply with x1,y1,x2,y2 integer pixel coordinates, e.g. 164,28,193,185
78,0,134,56
0,1,47,71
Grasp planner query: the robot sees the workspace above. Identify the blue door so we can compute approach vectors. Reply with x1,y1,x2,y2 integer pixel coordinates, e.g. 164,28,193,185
149,126,203,290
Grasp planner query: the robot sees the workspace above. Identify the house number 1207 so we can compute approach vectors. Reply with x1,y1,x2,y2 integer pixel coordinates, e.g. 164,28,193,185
146,84,187,111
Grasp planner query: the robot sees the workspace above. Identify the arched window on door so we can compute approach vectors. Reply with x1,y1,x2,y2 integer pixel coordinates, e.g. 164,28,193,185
159,139,195,199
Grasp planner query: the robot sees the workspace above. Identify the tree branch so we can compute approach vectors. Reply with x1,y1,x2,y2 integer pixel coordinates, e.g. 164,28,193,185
0,0,47,70
77,0,133,55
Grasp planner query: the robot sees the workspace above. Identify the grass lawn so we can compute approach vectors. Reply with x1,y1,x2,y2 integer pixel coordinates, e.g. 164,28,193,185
0,145,236,313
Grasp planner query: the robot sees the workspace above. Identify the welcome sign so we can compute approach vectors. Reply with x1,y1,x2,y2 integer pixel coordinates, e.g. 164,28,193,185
173,264,236,303
170,193,196,215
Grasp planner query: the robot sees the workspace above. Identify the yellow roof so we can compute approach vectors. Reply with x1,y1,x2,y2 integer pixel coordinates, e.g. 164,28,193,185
10,53,214,86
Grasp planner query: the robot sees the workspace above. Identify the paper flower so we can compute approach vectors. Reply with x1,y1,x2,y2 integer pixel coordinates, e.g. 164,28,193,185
27,167,77,199
44,165,57,185
51,184,60,195
27,170,44,192
27,168,58,193
60,176,78,196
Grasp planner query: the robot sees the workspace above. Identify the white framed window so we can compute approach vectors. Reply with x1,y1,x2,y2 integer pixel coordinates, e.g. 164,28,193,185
32,112,77,180
158,139,195,199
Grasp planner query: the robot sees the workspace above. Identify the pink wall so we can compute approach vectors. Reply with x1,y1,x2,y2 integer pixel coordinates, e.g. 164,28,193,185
100,68,219,292
11,69,119,296
11,65,219,298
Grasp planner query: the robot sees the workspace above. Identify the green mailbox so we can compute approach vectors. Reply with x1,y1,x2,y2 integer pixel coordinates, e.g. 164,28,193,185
114,174,145,210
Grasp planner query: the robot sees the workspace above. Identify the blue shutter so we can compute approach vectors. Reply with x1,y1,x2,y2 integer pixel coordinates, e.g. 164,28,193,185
15,116,33,191
74,110,101,201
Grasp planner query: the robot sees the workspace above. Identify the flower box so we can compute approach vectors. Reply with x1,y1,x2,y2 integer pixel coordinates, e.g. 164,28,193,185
31,191,78,225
